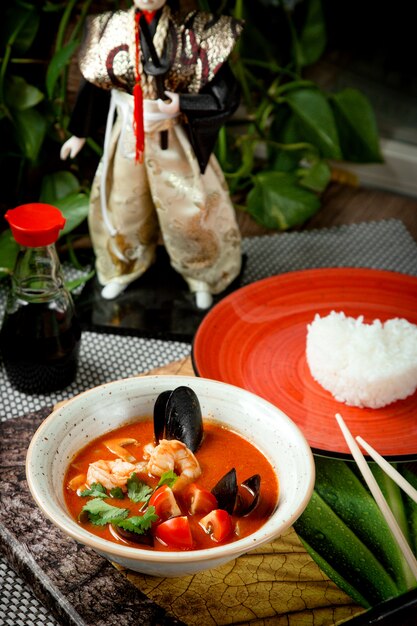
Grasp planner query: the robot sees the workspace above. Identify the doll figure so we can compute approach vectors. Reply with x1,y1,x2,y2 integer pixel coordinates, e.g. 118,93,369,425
61,0,243,309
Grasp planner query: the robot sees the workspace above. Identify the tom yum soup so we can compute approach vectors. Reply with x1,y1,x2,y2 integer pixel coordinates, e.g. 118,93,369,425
64,387,279,551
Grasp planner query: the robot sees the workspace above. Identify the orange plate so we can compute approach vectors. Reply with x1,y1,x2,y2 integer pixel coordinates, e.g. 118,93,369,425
192,268,417,461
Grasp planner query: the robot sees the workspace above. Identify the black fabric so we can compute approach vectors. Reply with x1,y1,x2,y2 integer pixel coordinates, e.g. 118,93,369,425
68,79,110,139
180,64,241,173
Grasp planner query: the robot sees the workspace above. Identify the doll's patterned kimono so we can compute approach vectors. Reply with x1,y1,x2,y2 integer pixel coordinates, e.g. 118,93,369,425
69,4,243,304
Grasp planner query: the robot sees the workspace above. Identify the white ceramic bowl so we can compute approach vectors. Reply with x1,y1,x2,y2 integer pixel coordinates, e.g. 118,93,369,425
26,375,315,577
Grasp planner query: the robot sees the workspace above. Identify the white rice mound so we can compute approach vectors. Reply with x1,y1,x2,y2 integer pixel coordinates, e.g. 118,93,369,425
306,311,417,408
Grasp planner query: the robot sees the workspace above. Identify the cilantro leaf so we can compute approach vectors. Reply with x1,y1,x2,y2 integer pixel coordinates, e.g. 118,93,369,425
116,506,159,535
82,498,129,526
110,487,124,499
157,470,178,489
127,473,153,504
79,482,108,498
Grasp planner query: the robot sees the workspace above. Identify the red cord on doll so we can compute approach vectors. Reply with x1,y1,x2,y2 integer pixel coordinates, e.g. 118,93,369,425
133,10,155,163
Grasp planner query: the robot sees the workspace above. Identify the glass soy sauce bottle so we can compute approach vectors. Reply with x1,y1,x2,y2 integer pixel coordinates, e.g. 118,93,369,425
0,203,82,393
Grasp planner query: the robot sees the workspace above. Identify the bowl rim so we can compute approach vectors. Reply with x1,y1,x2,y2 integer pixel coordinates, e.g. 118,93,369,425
26,375,316,564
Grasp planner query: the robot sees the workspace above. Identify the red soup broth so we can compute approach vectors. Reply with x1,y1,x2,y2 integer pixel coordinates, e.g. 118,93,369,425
64,418,279,551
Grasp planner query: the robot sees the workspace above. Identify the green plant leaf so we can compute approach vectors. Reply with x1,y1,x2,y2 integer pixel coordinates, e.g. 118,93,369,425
330,88,383,163
46,40,79,99
299,537,370,608
283,88,342,159
400,464,417,554
369,464,416,590
110,487,125,499
116,507,158,535
298,159,331,192
314,458,414,593
53,192,90,236
294,490,399,607
246,171,320,230
0,230,19,279
64,269,95,293
12,107,47,162
298,0,326,67
127,473,153,504
294,458,417,607
80,482,108,499
1,5,39,54
40,171,81,204
6,75,44,111
157,470,178,489
81,498,129,526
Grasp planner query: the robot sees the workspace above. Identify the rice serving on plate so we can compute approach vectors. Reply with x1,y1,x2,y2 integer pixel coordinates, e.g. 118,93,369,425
306,311,417,408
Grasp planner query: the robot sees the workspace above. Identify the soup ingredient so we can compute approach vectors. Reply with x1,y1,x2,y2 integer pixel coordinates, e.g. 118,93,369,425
183,484,218,515
103,438,138,462
148,485,182,521
86,459,146,492
212,468,237,514
144,439,201,492
81,497,158,532
64,390,278,551
211,468,261,516
154,516,194,549
199,509,234,542
236,474,261,516
306,311,417,408
154,386,203,453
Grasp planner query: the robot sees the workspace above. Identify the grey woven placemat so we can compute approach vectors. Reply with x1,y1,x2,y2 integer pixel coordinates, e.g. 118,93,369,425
1,218,417,625
241,219,417,284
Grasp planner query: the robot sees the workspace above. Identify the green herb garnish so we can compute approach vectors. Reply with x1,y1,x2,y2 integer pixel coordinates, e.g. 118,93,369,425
79,482,108,499
157,470,178,489
116,506,158,535
127,472,154,503
81,498,129,526
109,487,124,499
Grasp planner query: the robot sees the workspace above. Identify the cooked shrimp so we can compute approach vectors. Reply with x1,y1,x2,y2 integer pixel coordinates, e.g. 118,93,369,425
144,439,201,492
86,458,147,491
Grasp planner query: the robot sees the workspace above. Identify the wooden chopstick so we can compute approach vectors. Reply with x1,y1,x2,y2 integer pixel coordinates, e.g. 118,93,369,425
356,435,417,505
335,413,417,580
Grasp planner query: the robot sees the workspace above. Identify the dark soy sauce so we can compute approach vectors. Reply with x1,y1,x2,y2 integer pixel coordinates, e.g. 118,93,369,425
0,301,81,394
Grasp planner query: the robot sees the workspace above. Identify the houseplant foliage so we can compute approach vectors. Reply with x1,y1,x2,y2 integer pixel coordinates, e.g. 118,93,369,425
0,0,381,279
201,0,382,229
0,0,115,280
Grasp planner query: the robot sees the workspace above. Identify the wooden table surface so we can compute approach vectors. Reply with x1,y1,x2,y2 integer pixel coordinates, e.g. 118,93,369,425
236,181,417,242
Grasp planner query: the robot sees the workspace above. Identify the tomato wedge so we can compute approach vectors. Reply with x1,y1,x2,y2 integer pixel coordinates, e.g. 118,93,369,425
154,516,194,549
183,483,218,515
148,485,181,522
199,509,234,542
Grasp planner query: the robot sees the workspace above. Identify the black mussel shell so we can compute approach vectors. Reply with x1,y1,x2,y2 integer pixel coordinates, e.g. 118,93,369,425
153,389,173,443
110,524,154,546
164,386,203,452
235,474,261,516
211,468,238,514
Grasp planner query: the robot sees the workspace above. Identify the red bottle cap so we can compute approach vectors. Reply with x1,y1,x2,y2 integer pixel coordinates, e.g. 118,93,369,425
5,203,66,247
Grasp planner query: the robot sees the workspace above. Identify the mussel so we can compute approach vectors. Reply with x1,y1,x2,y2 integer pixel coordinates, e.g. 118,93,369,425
211,468,238,514
153,386,203,453
211,469,261,517
110,524,154,546
237,474,261,516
